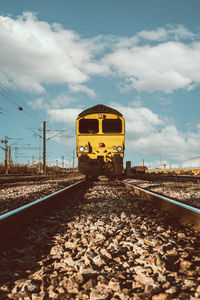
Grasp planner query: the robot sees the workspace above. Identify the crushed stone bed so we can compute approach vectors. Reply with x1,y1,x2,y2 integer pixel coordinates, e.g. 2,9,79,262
0,179,199,299
0,175,84,215
124,178,200,209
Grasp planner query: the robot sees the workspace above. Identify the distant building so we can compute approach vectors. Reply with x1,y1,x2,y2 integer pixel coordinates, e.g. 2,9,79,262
182,157,200,168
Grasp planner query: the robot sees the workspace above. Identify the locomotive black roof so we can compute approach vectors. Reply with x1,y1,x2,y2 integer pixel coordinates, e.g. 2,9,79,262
78,104,122,118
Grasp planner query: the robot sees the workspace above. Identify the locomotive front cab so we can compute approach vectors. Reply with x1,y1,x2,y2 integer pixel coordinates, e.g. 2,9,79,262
76,104,125,178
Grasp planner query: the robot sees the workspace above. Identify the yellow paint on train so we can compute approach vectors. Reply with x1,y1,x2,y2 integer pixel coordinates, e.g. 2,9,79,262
76,105,125,178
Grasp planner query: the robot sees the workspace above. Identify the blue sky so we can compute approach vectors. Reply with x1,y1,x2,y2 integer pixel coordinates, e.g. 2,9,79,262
0,0,200,169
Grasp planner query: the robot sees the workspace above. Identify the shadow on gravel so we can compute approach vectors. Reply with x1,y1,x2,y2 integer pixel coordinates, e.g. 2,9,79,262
0,180,198,299
0,181,93,299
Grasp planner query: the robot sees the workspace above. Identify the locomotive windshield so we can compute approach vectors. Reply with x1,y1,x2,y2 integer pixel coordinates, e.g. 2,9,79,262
79,119,99,133
102,119,122,133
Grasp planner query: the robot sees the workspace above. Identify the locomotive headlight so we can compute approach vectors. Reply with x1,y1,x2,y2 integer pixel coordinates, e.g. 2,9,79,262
117,146,122,152
113,146,116,150
79,146,85,152
85,146,88,150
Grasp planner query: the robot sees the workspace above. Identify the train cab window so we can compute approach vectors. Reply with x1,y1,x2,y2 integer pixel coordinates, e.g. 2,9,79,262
79,119,99,133
102,119,122,133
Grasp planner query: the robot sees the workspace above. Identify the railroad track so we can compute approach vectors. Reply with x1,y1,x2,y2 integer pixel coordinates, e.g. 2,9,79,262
1,178,199,235
0,178,199,299
132,173,200,183
0,173,78,185
1,177,200,237
0,179,86,238
121,180,200,230
0,175,48,184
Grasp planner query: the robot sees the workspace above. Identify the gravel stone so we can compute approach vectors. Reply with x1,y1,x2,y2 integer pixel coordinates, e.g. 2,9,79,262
0,178,199,299
124,178,200,208
0,175,84,215
177,232,186,238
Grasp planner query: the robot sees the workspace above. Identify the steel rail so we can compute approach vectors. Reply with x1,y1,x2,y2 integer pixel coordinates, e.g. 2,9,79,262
0,174,77,184
121,181,200,230
0,179,86,237
0,175,48,184
131,173,200,183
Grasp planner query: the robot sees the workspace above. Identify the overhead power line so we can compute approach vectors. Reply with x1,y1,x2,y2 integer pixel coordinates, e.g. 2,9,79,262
1,136,23,174
28,121,72,175
0,67,43,123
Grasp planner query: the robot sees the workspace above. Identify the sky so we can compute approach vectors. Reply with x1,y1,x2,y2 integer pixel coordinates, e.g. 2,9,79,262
0,0,200,169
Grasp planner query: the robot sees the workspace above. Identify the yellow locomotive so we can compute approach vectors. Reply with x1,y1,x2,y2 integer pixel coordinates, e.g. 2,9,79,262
76,104,125,179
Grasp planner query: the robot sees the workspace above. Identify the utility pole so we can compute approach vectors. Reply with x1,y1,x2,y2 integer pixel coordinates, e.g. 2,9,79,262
8,146,11,168
32,155,35,166
5,136,8,174
62,155,64,169
1,137,23,172
72,150,75,171
28,123,72,175
0,136,8,174
43,121,46,175
69,152,71,169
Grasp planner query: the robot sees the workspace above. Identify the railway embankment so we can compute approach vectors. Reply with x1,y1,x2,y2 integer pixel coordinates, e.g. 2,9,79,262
0,178,199,299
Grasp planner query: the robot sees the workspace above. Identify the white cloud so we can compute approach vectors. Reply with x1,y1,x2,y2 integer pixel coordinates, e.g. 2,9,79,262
129,98,143,108
104,40,200,93
108,103,200,164
0,12,103,95
50,93,76,108
49,134,75,147
1,13,200,96
196,124,200,131
47,108,82,126
137,25,195,42
28,97,46,109
110,103,163,138
137,28,168,41
130,70,192,93
28,93,76,110
139,123,200,162
166,24,196,40
69,84,96,98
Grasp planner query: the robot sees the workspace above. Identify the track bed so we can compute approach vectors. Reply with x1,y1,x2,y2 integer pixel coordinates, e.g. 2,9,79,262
124,178,200,209
0,178,199,299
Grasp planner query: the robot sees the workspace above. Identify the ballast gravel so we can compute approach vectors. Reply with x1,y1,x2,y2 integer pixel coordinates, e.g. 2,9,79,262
0,175,84,215
124,179,200,209
0,178,199,299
